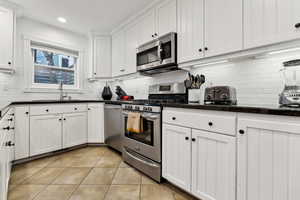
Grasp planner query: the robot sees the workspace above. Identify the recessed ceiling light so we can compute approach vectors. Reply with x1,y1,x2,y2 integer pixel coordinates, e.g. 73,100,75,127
57,17,67,23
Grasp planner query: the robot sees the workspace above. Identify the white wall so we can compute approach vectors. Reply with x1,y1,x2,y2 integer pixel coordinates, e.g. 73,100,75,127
110,50,300,106
0,17,105,106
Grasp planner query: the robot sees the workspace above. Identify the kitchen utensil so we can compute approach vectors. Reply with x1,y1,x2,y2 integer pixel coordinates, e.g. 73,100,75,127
115,86,127,99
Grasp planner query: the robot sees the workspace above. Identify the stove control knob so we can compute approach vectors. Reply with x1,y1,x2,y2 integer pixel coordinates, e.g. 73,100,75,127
148,107,152,112
135,106,140,110
206,94,212,100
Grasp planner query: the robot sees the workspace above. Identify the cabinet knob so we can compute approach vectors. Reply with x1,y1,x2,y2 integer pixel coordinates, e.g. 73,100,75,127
120,69,125,72
59,118,62,121
192,138,196,142
25,112,29,115
7,118,13,122
198,48,202,52
64,118,66,121
6,141,15,147
204,47,208,51
88,108,91,111
9,113,14,116
295,23,300,29
152,35,154,38
46,109,49,112
8,61,11,65
185,137,189,140
239,130,245,135
94,73,97,75
154,33,158,37
74,108,78,110
208,122,213,126
172,117,176,120
2,126,10,130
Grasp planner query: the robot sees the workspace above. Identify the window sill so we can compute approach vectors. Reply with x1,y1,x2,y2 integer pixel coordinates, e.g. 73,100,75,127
23,88,85,94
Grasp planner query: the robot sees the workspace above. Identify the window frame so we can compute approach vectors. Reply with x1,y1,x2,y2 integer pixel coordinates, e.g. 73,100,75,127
23,35,84,92
30,45,79,90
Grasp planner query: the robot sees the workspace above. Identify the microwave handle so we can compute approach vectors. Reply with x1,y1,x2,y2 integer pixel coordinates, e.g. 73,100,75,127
157,41,162,63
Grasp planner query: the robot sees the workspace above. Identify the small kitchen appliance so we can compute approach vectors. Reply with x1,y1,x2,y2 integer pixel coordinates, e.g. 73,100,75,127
101,84,113,100
137,32,178,75
122,82,187,182
279,59,300,107
204,86,237,105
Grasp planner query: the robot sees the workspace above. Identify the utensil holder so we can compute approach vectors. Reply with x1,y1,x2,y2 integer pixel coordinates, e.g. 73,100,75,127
188,89,201,103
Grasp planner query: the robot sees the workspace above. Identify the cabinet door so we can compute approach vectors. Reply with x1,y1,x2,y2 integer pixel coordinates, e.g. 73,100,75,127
112,29,125,77
138,9,156,45
14,106,30,160
191,129,236,200
124,22,139,75
238,116,300,200
156,0,177,37
162,124,191,191
204,0,243,57
0,6,14,69
93,36,111,78
244,0,300,48
30,114,62,156
177,0,204,63
88,103,104,143
63,112,87,148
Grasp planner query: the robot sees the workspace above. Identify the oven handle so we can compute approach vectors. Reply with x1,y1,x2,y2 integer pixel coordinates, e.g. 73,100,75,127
122,112,160,121
124,148,160,168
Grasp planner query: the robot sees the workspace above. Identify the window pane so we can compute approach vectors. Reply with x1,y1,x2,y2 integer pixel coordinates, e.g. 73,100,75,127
32,49,77,69
34,66,75,85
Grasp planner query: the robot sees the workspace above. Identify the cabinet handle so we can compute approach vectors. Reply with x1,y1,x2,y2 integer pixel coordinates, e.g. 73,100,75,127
7,118,13,122
9,113,14,116
295,23,300,29
239,130,245,135
2,126,10,130
172,117,176,120
59,118,62,121
10,127,14,130
25,112,29,115
6,141,15,147
204,47,208,51
120,69,125,72
64,118,66,121
192,138,196,142
94,73,97,75
185,137,189,140
8,61,11,65
74,108,78,110
208,122,213,126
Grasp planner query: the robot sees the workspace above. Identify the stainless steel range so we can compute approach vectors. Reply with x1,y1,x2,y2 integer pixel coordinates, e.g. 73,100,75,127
122,82,187,182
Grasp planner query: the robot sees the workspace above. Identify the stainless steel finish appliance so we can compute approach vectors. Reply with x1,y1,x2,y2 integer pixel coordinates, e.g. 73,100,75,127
137,32,177,75
122,82,188,182
279,59,300,107
104,104,123,152
204,86,237,105
122,104,161,182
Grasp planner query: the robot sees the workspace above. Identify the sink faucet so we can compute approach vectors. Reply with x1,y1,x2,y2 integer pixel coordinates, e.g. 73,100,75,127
59,81,68,101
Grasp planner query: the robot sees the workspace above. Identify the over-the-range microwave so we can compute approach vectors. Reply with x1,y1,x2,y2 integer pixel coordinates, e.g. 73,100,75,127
137,32,178,75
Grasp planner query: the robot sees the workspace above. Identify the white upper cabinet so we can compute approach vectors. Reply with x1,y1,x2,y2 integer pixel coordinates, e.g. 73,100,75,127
244,0,300,48
138,9,156,45
204,0,243,57
124,22,139,75
156,0,177,37
92,36,111,78
177,0,204,63
112,29,126,77
0,6,14,70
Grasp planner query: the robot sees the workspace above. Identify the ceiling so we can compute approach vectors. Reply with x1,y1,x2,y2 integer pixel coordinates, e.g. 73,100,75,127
8,0,155,35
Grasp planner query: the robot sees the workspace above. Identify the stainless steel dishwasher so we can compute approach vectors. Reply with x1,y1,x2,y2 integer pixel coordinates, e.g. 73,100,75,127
104,104,123,152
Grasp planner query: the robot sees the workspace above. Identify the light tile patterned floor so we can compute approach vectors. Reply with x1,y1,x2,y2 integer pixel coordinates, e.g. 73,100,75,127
8,147,197,200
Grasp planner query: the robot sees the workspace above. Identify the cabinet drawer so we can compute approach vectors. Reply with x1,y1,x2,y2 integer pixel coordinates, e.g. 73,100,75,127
163,108,237,136
30,104,87,115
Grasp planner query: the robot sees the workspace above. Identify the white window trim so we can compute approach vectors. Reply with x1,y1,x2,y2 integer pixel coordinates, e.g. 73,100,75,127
23,34,85,93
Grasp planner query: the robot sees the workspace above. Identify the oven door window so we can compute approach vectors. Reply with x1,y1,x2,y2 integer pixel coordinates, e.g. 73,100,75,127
124,116,154,146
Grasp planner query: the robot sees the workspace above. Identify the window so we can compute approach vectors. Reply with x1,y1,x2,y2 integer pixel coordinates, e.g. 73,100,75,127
30,44,79,89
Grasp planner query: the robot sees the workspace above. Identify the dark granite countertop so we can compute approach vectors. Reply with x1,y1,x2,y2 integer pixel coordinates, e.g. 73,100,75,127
2,100,300,117
161,103,300,117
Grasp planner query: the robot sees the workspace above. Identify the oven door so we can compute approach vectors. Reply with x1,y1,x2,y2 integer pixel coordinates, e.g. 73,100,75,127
137,32,177,72
122,111,161,162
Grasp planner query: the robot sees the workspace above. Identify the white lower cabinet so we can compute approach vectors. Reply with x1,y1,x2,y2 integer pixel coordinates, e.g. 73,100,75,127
192,129,236,200
88,103,104,143
63,112,87,148
162,123,236,200
30,114,62,156
237,114,300,200
14,106,30,160
162,124,191,191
